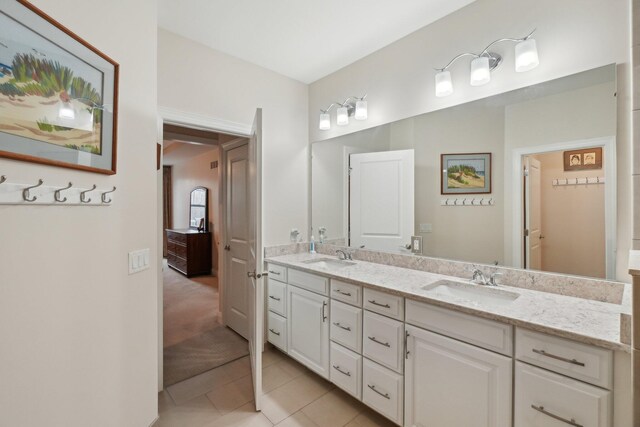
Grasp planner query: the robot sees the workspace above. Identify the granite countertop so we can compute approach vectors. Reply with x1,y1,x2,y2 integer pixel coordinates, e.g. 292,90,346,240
265,253,630,352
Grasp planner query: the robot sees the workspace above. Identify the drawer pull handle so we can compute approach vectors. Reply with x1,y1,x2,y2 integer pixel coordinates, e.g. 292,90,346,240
367,384,390,400
334,289,352,296
322,301,328,322
269,328,280,336
531,405,583,427
368,336,391,347
368,300,391,308
333,322,351,331
532,349,585,367
332,365,351,376
269,296,281,301
269,270,281,276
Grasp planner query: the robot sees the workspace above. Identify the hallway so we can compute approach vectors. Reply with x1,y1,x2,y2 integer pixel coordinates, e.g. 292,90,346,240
163,264,248,386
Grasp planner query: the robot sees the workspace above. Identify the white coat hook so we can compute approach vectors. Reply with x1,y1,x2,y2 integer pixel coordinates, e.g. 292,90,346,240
101,186,116,204
80,184,97,203
54,182,73,203
23,179,43,202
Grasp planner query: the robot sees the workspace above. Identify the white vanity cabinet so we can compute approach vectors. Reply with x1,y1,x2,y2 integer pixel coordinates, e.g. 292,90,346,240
404,324,512,427
287,283,330,379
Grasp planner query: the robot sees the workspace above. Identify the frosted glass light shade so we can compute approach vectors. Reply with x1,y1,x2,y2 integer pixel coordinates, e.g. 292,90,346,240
58,101,75,120
435,70,453,97
470,56,490,86
336,106,349,126
355,100,367,120
319,112,330,130
515,38,539,72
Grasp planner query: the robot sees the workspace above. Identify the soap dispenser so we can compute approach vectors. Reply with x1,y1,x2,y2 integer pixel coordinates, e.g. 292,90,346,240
310,231,316,254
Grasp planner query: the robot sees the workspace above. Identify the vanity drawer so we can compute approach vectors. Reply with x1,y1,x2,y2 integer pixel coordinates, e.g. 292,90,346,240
167,231,186,244
330,342,362,400
363,311,403,373
362,358,403,425
331,300,363,353
514,362,611,427
406,299,513,356
515,328,613,389
266,263,287,283
331,279,362,307
267,312,287,352
267,279,287,317
363,288,404,321
288,268,329,296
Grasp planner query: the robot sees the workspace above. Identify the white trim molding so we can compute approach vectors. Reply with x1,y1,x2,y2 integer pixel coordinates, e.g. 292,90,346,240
510,136,617,280
158,106,251,137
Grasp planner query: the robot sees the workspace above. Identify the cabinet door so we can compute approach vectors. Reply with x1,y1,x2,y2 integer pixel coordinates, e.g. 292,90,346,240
404,325,512,427
287,285,330,378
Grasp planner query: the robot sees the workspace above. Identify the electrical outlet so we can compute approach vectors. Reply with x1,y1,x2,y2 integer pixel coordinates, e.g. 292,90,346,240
411,236,423,254
129,248,150,274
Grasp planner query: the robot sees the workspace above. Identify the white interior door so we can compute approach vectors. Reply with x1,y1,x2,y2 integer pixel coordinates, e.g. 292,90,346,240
349,150,414,252
225,143,250,339
247,108,263,410
524,156,542,270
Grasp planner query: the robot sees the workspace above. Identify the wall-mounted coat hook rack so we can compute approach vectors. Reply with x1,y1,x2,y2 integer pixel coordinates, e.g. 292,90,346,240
80,185,97,203
441,197,495,207
54,182,73,203
23,179,43,202
101,186,116,203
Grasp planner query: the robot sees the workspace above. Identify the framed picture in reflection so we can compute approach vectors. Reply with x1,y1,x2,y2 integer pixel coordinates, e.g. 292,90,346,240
441,153,492,195
563,147,602,171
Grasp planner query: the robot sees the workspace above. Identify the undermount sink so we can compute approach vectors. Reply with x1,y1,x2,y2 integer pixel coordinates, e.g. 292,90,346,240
302,257,356,269
422,280,520,306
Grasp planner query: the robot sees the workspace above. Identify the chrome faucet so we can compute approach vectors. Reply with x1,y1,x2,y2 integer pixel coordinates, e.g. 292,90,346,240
471,269,502,286
336,249,352,261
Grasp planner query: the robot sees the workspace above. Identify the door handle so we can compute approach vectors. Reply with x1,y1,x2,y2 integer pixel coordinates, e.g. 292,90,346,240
247,271,269,279
224,245,231,251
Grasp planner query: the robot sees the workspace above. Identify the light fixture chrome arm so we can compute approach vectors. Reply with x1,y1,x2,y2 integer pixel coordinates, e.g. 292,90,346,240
435,52,479,72
320,94,367,113
478,29,536,57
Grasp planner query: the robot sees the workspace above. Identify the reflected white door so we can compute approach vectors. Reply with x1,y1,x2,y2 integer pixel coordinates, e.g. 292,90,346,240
247,109,263,410
226,143,250,339
349,150,414,252
524,157,542,270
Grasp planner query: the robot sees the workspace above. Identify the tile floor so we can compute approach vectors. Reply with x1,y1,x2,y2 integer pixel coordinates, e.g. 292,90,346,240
155,346,397,427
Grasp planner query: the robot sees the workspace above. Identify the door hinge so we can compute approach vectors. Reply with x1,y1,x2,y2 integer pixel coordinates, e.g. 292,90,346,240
523,168,529,177
348,167,352,176
524,229,529,237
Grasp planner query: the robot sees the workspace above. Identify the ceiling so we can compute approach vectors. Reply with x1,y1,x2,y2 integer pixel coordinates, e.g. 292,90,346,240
158,0,476,83
163,141,216,166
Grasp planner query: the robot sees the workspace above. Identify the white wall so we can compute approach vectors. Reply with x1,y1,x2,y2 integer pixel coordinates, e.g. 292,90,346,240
158,29,309,246
168,146,221,273
0,1,158,426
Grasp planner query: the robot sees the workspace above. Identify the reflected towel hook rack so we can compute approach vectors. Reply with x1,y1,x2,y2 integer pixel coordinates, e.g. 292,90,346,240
54,182,73,203
23,179,43,202
80,184,97,203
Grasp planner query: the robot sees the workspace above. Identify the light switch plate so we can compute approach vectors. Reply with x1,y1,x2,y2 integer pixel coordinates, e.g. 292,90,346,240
129,248,150,274
419,223,432,233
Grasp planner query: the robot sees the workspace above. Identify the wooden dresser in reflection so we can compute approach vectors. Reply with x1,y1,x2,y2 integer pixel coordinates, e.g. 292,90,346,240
166,229,212,277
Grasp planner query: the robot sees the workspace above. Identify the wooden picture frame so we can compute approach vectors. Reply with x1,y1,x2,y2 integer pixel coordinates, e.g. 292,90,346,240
563,147,603,171
441,152,492,195
0,0,119,174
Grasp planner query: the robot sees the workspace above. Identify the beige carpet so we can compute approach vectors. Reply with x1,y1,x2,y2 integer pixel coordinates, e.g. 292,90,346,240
163,325,249,386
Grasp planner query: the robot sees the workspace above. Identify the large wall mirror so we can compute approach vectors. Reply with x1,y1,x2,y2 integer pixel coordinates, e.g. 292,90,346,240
311,64,618,280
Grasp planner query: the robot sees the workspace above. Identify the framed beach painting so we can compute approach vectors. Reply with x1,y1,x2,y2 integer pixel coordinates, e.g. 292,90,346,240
441,153,492,195
0,0,119,174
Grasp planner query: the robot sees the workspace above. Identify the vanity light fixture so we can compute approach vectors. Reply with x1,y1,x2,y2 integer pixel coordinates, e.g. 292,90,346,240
318,94,368,130
434,29,539,97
